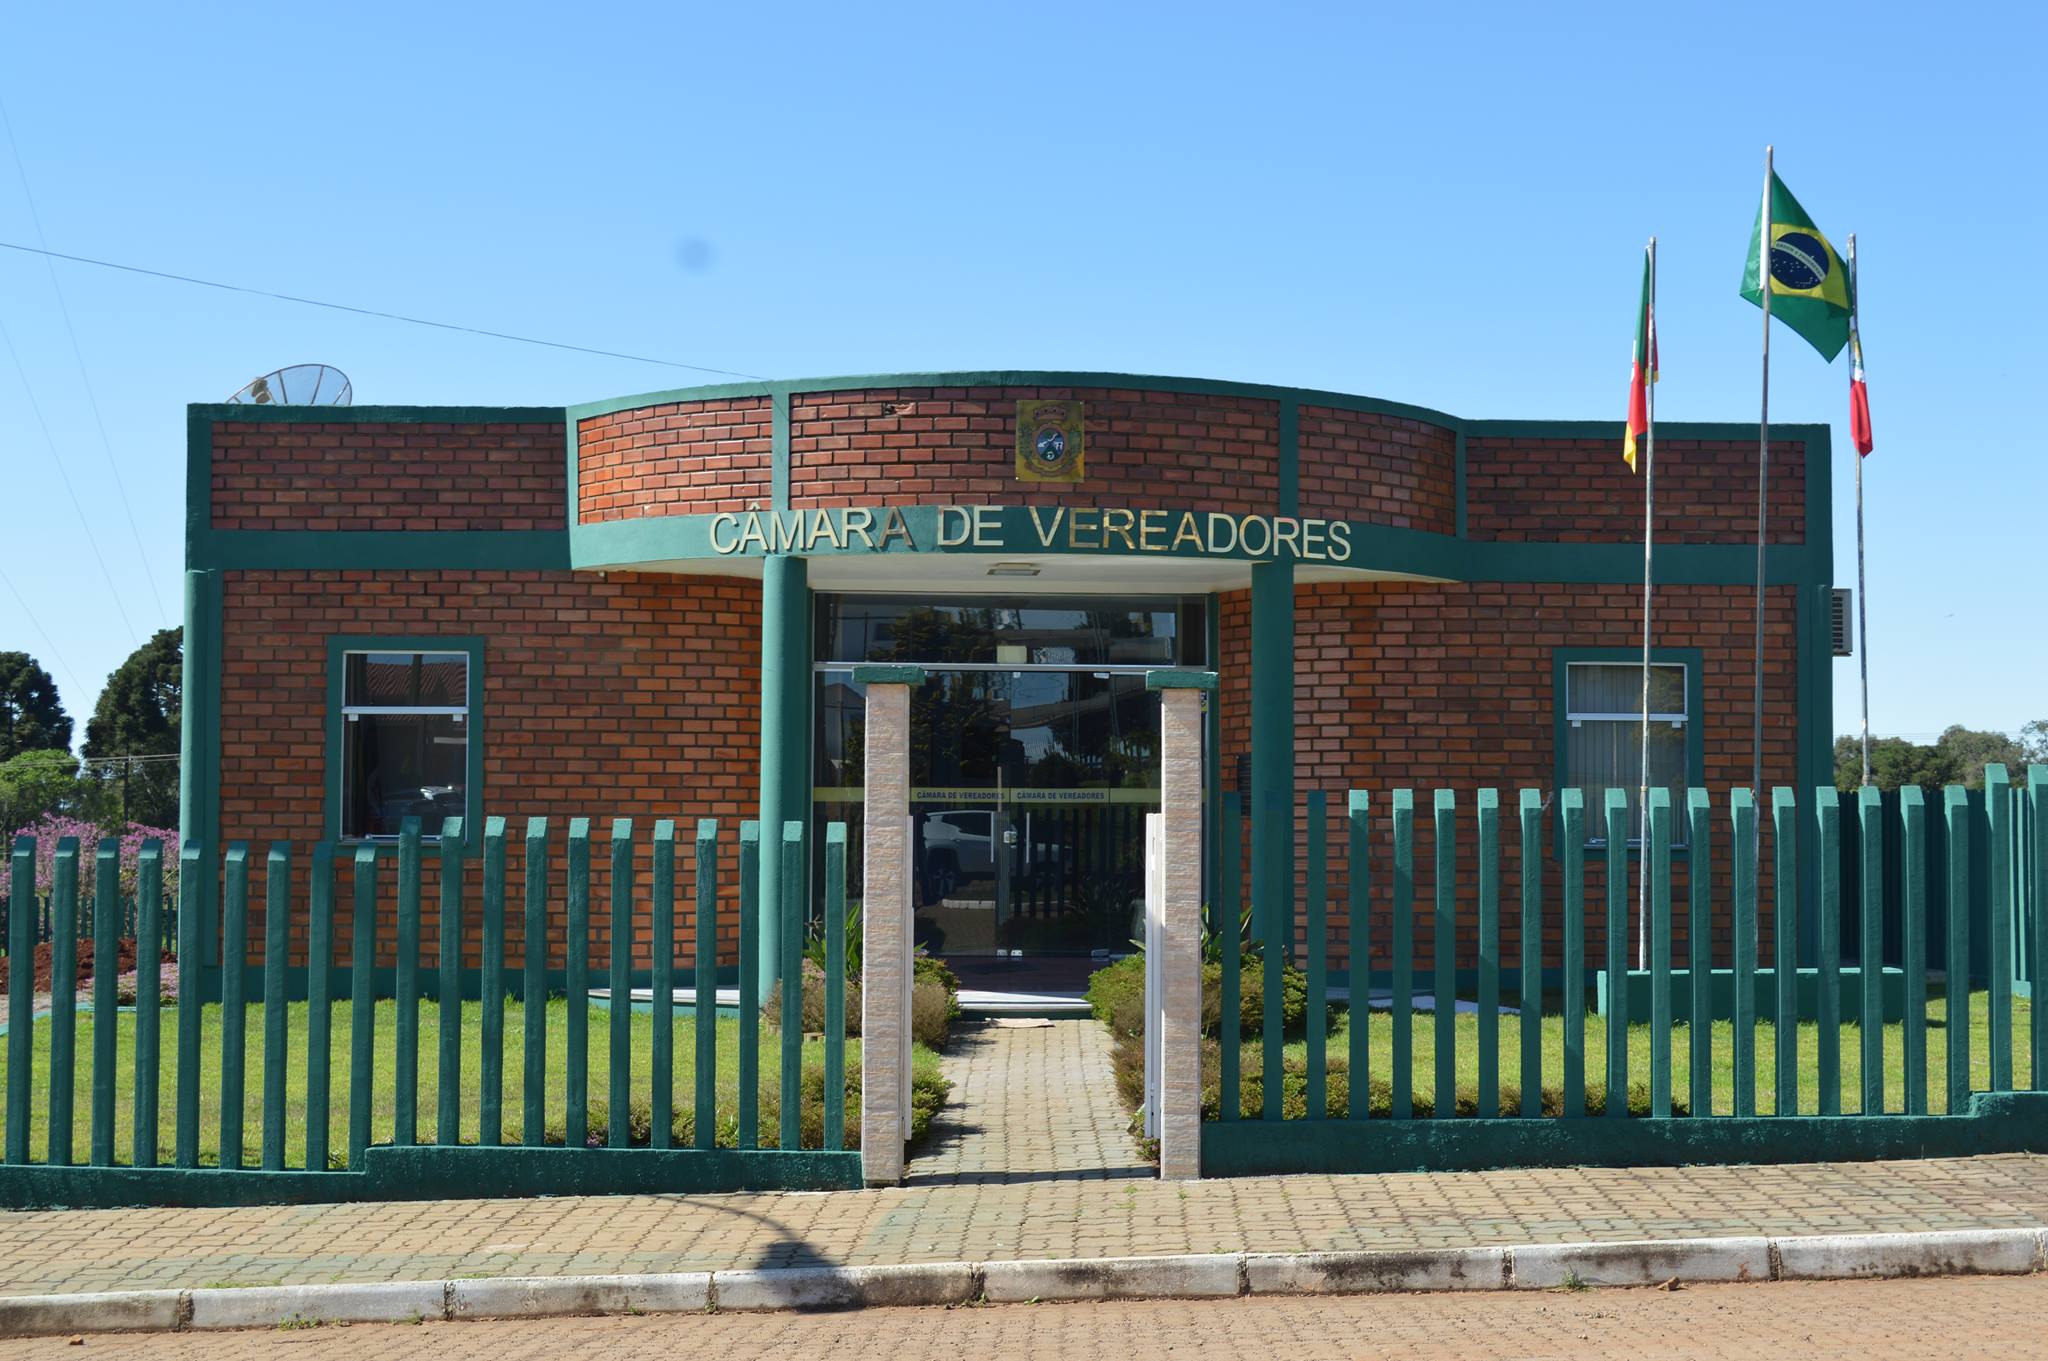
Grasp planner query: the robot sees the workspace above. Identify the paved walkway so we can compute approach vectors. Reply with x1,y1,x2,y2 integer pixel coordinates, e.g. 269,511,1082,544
16,1277,2048,1360
4,1021,2048,1297
906,1018,1151,1184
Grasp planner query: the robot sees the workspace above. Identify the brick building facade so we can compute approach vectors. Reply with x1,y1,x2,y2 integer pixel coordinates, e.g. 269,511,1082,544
181,372,1834,991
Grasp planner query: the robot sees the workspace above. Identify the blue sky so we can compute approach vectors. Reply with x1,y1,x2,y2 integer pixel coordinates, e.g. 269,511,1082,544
0,1,2040,744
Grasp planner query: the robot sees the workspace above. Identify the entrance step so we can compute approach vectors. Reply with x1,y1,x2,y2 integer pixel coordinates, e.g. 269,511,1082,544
957,987,1093,1018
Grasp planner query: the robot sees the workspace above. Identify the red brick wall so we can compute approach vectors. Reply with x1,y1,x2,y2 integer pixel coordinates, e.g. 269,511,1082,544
211,421,565,531
575,399,773,522
1465,435,1805,543
1296,406,1458,533
218,569,761,970
1218,580,1804,975
788,386,1281,513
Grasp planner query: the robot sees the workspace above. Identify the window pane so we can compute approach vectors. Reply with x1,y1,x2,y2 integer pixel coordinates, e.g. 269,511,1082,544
342,712,468,837
814,596,1188,665
1567,661,1684,716
344,651,468,707
1564,717,1688,846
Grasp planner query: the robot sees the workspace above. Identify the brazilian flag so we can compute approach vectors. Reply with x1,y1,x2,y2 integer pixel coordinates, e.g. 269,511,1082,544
1740,170,1850,361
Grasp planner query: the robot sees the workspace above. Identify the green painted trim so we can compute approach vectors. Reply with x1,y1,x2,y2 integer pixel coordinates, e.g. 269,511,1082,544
1200,1090,2048,1177
1249,562,1295,961
1203,592,1222,924
565,505,1826,587
321,637,486,852
1145,669,1219,692
195,530,571,572
1453,429,1468,539
771,390,791,510
0,1145,861,1209
185,411,213,560
1550,646,1707,855
1277,401,1298,516
190,403,565,425
565,402,581,527
850,664,927,685
177,570,223,973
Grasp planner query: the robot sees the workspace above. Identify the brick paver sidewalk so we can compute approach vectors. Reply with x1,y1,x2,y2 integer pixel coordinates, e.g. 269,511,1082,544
2,1021,2048,1297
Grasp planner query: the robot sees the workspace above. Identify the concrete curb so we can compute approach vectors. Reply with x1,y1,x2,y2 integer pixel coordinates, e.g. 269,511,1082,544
1,1226,2042,1336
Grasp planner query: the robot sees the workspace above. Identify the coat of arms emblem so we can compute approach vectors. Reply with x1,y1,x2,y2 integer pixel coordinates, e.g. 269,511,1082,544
1015,400,1084,483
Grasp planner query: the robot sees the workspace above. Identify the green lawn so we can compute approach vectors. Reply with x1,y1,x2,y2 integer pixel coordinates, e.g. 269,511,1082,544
1222,991,2033,1118
0,1000,946,1168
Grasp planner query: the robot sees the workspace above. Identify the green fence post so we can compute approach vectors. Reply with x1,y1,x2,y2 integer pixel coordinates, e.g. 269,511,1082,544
394,818,421,1148
1391,790,1414,1121
1945,787,1971,1114
824,822,847,1150
47,838,79,1166
1517,790,1542,1119
6,837,31,1164
1772,789,1799,1115
1347,791,1370,1120
1562,790,1586,1118
307,843,333,1172
1476,789,1499,1118
481,818,506,1148
1986,766,2014,1091
2031,767,2048,1090
566,818,591,1149
134,840,164,1167
1731,789,1757,1117
1686,790,1711,1119
1305,790,1328,1121
1816,791,1842,1116
1433,789,1456,1119
737,822,760,1150
175,841,203,1169
650,819,675,1151
1603,789,1628,1119
779,820,805,1149
348,844,377,1169
1649,790,1672,1119
1219,793,1242,1122
217,842,247,1169
438,819,467,1146
1857,787,1885,1113
609,818,634,1149
1901,787,1928,1114
261,842,290,1170
693,819,718,1151
1262,792,1285,1122
522,818,549,1147
91,838,120,1165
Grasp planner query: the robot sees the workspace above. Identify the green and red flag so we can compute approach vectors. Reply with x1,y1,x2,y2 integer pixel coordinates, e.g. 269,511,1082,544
1740,170,1851,361
1849,256,1874,455
1623,249,1656,471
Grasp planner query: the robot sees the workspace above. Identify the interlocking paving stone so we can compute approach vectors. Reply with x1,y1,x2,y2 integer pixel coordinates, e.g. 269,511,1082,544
3,1021,2048,1296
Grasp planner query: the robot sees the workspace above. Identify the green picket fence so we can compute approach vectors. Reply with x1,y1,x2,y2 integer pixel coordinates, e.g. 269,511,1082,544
1204,766,2048,1175
0,814,857,1205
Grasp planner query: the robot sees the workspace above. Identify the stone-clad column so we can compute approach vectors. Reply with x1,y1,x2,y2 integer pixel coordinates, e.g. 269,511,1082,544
1147,669,1216,1180
856,664,923,1186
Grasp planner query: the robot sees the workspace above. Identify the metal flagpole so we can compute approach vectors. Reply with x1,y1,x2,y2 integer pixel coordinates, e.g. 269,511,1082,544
1751,147,1773,832
1850,233,1871,787
1636,237,1657,971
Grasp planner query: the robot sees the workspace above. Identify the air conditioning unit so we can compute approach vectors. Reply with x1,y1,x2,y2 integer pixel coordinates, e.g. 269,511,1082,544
1831,588,1854,657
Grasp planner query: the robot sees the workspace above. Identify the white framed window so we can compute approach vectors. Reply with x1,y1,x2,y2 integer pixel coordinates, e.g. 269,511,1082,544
1564,660,1690,848
339,650,471,840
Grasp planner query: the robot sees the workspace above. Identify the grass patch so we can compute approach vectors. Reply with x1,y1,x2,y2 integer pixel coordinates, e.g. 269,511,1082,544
0,998,949,1167
1105,988,2032,1121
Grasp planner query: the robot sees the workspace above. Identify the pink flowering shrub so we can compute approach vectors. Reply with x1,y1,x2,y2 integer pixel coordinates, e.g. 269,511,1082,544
2,815,181,909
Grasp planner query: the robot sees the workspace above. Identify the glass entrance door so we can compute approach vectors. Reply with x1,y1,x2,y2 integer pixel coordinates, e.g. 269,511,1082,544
812,594,1203,983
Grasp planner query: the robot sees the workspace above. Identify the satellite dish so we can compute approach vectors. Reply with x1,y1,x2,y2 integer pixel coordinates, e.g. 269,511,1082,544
225,363,353,407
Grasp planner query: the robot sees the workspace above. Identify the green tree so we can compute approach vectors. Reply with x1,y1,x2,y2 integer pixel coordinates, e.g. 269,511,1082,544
1835,725,2032,792
0,748,104,831
0,652,71,761
82,628,181,827
1930,724,2027,789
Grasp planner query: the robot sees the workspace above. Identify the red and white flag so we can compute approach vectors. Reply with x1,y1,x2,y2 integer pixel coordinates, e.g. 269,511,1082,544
1848,255,1873,456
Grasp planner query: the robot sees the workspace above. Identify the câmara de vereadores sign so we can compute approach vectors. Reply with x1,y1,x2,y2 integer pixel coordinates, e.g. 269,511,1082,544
704,504,1360,562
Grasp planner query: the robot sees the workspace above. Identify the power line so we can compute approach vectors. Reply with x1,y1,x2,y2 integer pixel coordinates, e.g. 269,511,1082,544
0,560,84,700
0,239,769,382
0,306,142,648
0,94,168,625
